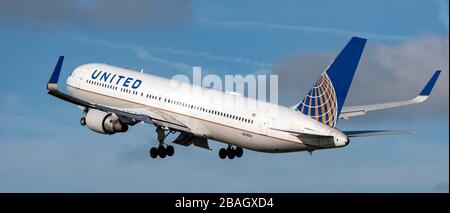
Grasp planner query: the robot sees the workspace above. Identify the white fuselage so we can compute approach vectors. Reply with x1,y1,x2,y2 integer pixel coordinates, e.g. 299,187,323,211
66,63,348,153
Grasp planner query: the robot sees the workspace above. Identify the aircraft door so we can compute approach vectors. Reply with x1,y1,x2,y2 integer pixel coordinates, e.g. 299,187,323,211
259,116,272,136
69,70,83,88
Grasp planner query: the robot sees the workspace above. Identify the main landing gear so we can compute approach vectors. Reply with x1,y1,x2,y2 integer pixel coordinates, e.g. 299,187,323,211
149,126,175,159
219,145,243,159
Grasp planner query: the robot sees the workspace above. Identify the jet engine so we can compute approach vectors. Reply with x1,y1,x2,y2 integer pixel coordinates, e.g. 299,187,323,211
85,109,128,134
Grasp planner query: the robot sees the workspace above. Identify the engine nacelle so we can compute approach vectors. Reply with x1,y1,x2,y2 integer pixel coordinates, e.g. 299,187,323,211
85,109,128,134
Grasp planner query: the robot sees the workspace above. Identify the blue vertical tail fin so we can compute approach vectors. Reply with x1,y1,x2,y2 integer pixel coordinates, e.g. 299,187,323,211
294,37,367,127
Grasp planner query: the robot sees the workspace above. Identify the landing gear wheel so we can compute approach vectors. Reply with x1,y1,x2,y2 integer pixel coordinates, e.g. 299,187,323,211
219,148,227,159
149,147,158,158
227,147,235,159
166,145,174,157
80,117,86,126
235,147,243,158
150,126,178,159
158,145,166,158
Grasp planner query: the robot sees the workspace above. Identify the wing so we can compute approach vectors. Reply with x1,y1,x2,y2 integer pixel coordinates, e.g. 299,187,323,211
95,105,190,132
47,56,189,132
340,70,441,119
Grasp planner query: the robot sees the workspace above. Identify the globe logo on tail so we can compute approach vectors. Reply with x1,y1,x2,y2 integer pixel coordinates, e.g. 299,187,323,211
296,73,338,127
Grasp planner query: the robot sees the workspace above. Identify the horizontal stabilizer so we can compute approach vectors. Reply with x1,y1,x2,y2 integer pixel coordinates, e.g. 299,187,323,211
344,130,415,138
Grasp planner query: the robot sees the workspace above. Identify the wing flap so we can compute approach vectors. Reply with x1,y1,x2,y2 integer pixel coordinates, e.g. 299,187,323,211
48,89,92,108
172,132,211,150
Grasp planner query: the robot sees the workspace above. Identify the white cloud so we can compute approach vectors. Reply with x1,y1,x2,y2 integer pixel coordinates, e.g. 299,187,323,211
75,36,193,72
199,19,408,41
73,35,270,72
436,0,449,30
149,47,271,69
0,0,193,29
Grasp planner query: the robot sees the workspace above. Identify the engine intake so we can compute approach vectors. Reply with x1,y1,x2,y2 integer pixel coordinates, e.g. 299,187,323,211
85,109,128,134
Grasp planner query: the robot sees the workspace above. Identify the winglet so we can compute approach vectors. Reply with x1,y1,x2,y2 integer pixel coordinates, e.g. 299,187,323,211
419,70,441,96
47,56,64,91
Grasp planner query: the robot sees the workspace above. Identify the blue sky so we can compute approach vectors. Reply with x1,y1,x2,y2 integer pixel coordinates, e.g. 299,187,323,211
0,0,448,192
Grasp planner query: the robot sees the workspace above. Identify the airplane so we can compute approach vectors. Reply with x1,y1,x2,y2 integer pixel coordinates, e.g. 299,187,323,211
47,37,441,159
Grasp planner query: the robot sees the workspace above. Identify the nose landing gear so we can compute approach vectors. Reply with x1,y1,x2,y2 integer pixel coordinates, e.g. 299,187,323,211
219,145,243,159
